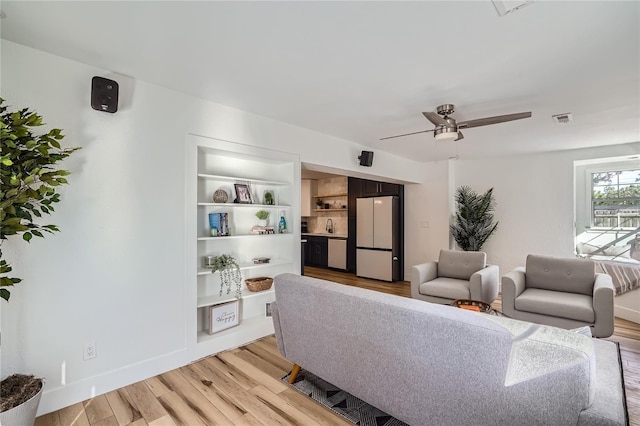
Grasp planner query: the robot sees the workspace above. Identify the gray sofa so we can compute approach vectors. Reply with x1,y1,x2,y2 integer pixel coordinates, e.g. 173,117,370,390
502,254,615,338
271,273,627,425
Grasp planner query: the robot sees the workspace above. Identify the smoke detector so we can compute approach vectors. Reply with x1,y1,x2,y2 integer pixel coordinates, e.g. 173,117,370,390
552,113,573,124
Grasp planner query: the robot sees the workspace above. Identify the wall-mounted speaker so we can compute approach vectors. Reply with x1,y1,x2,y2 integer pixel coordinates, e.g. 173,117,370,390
358,150,374,167
91,76,119,113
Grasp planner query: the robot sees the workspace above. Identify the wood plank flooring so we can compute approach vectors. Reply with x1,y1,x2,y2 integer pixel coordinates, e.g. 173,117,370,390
37,267,640,425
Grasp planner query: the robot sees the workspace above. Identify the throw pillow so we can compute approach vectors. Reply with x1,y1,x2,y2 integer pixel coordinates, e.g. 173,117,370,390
576,242,599,255
603,244,631,259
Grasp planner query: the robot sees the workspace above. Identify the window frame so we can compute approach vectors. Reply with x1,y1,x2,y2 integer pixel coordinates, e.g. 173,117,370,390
587,166,640,230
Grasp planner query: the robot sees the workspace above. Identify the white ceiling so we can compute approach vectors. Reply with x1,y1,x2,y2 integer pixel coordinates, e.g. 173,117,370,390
1,1,639,162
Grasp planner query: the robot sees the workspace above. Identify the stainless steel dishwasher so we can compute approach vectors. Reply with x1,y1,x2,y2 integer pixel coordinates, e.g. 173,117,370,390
327,238,347,270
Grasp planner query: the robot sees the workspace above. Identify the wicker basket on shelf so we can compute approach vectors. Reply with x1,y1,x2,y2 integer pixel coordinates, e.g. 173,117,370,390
245,277,273,292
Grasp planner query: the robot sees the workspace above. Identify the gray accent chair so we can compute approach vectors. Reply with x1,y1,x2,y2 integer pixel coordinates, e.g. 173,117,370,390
502,254,615,338
411,249,499,305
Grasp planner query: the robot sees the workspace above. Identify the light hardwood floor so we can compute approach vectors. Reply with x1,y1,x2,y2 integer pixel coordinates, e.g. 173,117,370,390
36,267,640,426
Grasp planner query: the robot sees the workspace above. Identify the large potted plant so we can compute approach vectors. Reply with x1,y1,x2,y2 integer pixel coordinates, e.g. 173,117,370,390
0,98,80,425
450,185,499,251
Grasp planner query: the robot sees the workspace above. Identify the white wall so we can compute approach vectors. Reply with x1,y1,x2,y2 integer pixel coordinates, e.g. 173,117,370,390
403,160,451,276
0,40,426,415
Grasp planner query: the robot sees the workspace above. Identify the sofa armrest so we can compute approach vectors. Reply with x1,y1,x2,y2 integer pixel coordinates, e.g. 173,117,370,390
270,301,287,357
501,268,526,317
592,273,615,338
469,264,499,304
411,262,438,299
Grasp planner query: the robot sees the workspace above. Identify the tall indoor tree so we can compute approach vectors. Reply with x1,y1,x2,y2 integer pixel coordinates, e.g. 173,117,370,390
450,185,499,251
0,98,80,301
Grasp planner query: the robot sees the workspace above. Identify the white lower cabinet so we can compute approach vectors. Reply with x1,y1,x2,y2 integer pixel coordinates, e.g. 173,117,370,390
328,238,347,270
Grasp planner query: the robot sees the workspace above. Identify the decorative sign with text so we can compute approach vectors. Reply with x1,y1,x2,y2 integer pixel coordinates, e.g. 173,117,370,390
208,300,240,334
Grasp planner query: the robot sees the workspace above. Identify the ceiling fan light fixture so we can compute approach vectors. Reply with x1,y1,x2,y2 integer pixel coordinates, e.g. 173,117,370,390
434,127,458,141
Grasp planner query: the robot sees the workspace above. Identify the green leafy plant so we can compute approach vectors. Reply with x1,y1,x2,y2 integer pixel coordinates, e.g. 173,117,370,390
211,254,242,298
0,98,80,301
263,191,274,205
449,186,499,251
255,210,269,220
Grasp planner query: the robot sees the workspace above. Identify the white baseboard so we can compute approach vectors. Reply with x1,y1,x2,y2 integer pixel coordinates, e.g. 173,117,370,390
37,348,189,416
614,304,640,324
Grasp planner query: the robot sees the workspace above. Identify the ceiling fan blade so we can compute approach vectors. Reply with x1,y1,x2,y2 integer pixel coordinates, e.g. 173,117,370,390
423,112,448,127
458,112,532,129
455,131,464,141
380,129,432,141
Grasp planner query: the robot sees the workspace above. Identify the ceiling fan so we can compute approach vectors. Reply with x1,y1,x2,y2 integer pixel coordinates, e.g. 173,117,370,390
381,104,532,142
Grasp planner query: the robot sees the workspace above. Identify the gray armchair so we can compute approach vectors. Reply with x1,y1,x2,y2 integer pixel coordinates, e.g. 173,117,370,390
411,250,499,305
502,254,615,338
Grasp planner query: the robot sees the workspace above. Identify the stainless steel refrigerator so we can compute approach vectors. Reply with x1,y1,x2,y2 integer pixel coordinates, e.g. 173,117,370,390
356,196,400,281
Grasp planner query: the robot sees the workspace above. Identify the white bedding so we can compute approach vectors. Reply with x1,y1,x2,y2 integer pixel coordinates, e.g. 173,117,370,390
589,256,640,295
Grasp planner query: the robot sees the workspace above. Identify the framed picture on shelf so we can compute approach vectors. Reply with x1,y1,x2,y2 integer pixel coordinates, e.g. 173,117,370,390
234,184,253,204
208,300,240,334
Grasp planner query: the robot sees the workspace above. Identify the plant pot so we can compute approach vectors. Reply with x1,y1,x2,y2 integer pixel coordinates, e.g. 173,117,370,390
258,219,267,227
0,383,43,426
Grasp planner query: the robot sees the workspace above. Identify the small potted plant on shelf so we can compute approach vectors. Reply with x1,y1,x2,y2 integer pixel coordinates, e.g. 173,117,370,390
263,190,274,205
0,99,80,425
315,199,323,209
255,210,269,226
211,254,242,298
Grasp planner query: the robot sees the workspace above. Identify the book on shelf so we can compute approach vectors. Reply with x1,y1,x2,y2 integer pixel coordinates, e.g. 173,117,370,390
251,226,275,235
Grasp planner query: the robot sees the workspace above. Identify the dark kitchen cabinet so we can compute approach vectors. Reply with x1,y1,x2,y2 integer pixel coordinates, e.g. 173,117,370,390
362,180,402,197
306,236,328,268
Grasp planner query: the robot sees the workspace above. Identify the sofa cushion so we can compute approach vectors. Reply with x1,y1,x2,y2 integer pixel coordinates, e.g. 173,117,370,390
515,288,595,323
525,255,595,296
419,277,470,300
437,250,486,280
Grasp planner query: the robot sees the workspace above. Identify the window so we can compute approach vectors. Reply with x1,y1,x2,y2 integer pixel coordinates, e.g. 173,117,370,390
591,169,640,229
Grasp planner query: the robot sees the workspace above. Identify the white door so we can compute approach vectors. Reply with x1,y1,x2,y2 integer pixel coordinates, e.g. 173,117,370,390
356,249,392,281
356,197,374,247
373,196,393,249
328,238,347,270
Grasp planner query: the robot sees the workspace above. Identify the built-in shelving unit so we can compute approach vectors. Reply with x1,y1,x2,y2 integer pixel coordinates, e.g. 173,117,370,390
186,135,300,360
314,193,348,213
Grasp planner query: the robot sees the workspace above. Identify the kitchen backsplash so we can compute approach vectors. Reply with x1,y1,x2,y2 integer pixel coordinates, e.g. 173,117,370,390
304,175,348,236
306,216,348,236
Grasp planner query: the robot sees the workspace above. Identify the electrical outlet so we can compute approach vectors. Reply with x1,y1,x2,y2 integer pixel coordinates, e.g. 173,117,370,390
84,341,96,360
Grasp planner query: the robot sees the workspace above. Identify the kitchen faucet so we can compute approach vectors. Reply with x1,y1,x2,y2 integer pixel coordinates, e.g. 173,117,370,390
325,218,334,234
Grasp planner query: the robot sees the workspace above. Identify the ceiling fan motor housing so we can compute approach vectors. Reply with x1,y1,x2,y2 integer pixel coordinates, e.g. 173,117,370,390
437,104,455,117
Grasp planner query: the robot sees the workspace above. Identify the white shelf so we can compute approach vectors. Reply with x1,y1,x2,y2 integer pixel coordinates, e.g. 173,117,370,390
197,258,291,275
197,233,292,241
197,202,290,208
198,173,289,186
197,288,274,309
197,315,274,344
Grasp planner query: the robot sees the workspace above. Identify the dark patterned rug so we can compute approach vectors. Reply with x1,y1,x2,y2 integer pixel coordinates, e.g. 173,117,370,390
282,369,408,426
